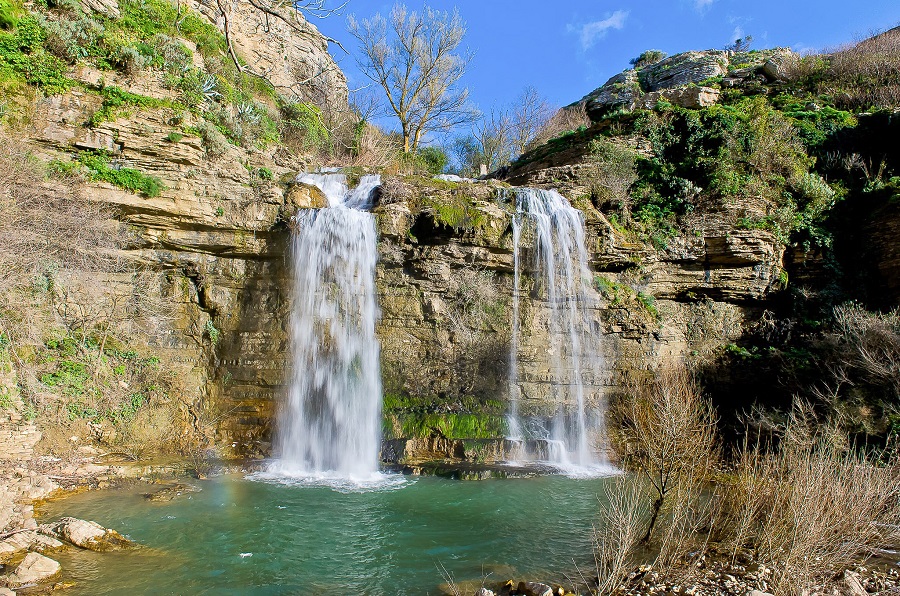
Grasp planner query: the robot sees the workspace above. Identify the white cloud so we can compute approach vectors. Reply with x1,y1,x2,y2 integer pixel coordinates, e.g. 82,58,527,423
731,25,745,43
575,10,628,50
694,0,715,10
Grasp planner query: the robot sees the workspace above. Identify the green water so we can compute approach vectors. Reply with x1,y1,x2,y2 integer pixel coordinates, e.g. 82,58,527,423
38,473,614,595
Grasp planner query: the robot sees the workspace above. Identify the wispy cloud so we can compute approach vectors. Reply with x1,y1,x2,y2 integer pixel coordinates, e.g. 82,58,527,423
573,10,628,50
694,0,715,10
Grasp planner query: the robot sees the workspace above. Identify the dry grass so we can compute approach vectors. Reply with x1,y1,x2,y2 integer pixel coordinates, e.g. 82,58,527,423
595,363,722,593
723,404,900,595
833,302,900,397
0,134,193,458
824,27,900,109
528,103,591,151
593,477,648,594
0,136,125,300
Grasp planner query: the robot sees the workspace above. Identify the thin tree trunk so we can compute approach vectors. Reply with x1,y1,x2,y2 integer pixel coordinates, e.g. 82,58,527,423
642,495,664,545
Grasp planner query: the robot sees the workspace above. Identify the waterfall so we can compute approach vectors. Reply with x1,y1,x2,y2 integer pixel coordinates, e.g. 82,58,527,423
507,188,608,472
270,172,384,480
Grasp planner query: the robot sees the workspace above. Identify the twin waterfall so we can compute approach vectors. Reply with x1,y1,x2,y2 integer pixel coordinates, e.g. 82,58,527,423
507,188,604,471
271,175,607,480
271,172,383,479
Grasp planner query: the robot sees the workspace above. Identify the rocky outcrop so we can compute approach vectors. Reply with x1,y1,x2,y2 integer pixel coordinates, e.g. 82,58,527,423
639,51,729,91
869,200,900,305
186,0,347,104
579,48,794,119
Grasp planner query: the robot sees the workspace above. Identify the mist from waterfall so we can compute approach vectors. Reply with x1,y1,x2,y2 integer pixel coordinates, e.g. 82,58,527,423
267,172,386,483
507,188,609,474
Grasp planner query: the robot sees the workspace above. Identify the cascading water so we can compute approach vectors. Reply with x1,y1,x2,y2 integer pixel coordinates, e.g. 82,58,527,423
507,188,609,473
268,172,384,481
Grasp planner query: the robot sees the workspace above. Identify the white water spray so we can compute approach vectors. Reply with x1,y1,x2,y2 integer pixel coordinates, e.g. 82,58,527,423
507,188,608,472
270,172,384,480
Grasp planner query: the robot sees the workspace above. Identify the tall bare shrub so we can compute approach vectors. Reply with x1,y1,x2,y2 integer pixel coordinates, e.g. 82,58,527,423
619,364,719,544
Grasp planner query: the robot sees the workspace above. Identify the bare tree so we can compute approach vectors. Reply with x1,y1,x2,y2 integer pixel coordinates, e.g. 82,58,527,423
348,4,477,152
509,86,553,156
292,0,348,19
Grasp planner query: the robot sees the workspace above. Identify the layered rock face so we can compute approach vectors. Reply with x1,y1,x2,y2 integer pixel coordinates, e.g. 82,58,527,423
186,0,348,103
372,179,781,431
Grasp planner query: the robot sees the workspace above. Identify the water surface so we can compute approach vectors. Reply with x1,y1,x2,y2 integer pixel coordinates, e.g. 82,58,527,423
39,473,612,595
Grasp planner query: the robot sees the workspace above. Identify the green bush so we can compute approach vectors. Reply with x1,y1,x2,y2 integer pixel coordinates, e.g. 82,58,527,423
416,146,448,175
283,102,328,150
0,15,73,94
90,85,169,126
0,0,23,30
630,49,666,69
193,119,230,157
77,151,163,197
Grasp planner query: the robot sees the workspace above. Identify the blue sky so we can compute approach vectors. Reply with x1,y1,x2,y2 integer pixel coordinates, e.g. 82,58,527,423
313,1,900,124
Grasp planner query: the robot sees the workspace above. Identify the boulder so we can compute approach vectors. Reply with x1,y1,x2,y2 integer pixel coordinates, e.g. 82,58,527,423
80,0,119,18
639,51,729,91
0,587,15,595
143,483,201,503
285,182,329,210
39,518,133,552
517,581,553,596
642,86,720,109
475,589,495,596
6,552,61,588
761,50,798,82
0,540,16,563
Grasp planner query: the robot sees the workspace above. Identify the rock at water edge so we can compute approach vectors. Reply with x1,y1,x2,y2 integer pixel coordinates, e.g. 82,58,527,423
40,517,133,551
7,552,61,587
517,581,553,596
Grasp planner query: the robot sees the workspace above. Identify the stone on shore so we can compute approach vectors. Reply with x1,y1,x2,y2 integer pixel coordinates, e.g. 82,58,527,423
517,581,553,596
39,517,133,551
6,552,61,588
0,530,64,559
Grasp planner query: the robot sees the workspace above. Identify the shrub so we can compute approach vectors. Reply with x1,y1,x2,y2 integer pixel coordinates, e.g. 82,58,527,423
629,49,666,69
415,146,448,175
204,319,220,345
115,44,150,73
581,137,637,216
724,404,900,595
282,102,328,151
821,27,900,110
0,15,74,94
77,151,163,197
90,85,168,126
528,103,591,150
0,0,23,30
193,119,230,158
618,364,719,544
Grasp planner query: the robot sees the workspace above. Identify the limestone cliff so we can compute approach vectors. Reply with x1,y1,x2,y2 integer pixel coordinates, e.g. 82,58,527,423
3,6,898,470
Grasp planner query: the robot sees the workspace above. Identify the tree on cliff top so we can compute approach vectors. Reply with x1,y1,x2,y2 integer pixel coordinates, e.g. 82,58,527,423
348,4,477,152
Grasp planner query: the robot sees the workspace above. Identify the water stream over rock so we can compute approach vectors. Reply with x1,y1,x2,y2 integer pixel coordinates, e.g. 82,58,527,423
267,173,384,481
506,188,610,473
